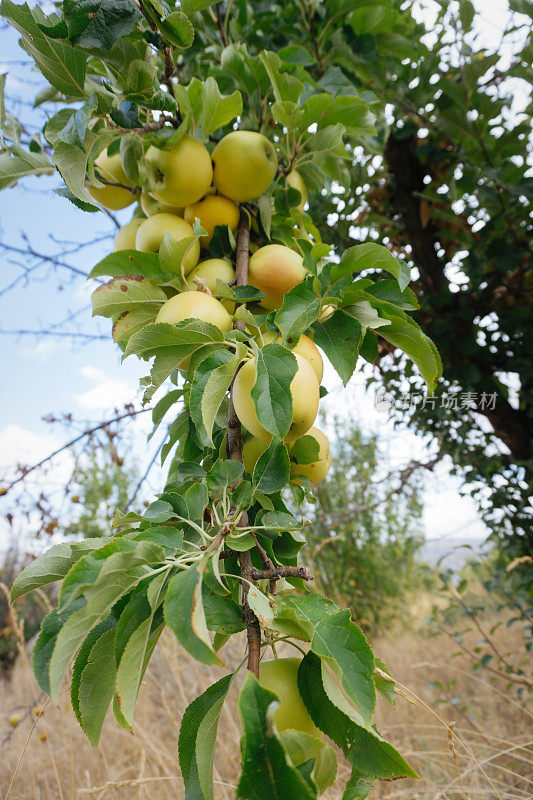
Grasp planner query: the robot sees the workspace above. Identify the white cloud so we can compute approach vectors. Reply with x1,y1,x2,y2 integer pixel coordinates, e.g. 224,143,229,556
75,366,138,412
0,425,59,473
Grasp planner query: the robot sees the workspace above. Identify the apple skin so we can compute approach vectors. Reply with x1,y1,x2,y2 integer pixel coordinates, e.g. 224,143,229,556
135,213,200,275
88,151,136,210
248,244,307,311
184,195,240,247
293,426,332,484
186,258,236,312
260,330,323,384
140,191,183,217
287,169,308,211
259,658,322,739
145,136,213,207
232,352,319,443
113,218,144,251
156,291,232,332
242,436,270,475
212,131,278,202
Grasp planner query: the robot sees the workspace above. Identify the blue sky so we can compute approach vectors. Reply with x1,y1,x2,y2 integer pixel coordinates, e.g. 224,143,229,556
3,0,517,553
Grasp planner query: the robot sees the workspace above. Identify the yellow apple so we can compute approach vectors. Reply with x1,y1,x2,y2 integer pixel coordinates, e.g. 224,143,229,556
140,191,183,217
259,330,323,384
156,291,232,332
248,244,307,311
232,352,319,442
113,218,144,251
88,151,136,210
292,426,332,484
136,213,200,275
145,136,213,207
184,195,240,247
287,169,308,211
186,258,236,312
242,436,270,474
212,131,278,202
259,658,321,738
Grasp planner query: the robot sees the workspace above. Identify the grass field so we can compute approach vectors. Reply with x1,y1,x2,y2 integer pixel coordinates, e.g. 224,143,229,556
1,610,531,799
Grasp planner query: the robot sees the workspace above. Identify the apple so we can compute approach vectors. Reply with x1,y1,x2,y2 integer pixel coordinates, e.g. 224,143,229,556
292,426,332,484
136,213,200,275
287,169,308,211
259,330,323,383
259,657,321,738
184,194,240,247
186,258,236,312
88,151,136,210
212,131,278,202
140,191,183,217
232,352,319,442
248,244,307,311
145,136,213,207
113,218,144,251
156,291,232,332
242,436,270,475
9,714,21,727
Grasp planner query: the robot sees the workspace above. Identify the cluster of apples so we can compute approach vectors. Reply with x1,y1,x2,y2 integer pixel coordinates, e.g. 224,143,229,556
92,130,331,485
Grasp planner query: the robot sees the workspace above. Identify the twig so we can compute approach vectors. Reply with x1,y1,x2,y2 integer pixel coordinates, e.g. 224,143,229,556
251,566,313,582
1,407,151,494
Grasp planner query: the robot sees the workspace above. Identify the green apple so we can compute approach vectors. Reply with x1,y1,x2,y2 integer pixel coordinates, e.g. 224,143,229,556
113,218,144,251
242,436,270,475
140,191,183,217
248,244,307,311
145,136,213,207
186,258,236,311
292,426,332,484
184,194,240,247
232,353,319,442
259,657,321,738
212,131,278,202
88,151,136,210
135,212,200,275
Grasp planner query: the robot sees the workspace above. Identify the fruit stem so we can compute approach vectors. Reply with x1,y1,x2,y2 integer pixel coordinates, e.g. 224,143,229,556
226,209,261,678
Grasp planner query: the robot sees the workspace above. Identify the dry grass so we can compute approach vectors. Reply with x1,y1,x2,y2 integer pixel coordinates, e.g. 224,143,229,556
1,618,531,800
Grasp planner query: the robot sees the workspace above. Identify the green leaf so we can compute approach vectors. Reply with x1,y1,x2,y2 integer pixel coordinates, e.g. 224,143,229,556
300,93,375,135
88,250,174,282
193,344,246,444
252,440,290,495
236,673,316,800
59,0,141,49
159,10,194,48
71,617,116,727
178,673,233,800
116,572,166,726
374,659,396,706
298,653,418,779
77,628,117,746
91,276,167,320
164,565,222,666
124,320,228,392
342,769,375,800
331,244,411,292
375,311,441,392
180,0,216,11
342,301,391,329
198,77,242,136
1,1,86,97
279,731,337,795
11,538,113,601
207,459,244,494
53,130,118,204
0,144,54,189
32,598,85,693
251,344,298,440
365,279,419,311
274,277,321,341
312,311,363,386
48,541,164,700
291,434,320,465
159,230,203,278
311,608,375,727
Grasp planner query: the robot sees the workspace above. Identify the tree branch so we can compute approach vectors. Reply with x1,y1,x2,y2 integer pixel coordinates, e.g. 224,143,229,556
225,209,261,677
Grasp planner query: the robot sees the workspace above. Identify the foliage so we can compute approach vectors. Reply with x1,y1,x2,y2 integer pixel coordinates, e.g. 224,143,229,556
60,438,139,540
304,415,427,633
1,0,446,796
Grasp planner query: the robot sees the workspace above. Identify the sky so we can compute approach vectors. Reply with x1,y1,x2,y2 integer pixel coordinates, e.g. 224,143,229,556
2,0,524,556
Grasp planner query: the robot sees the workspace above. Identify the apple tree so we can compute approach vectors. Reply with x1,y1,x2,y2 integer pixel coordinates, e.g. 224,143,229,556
1,1,442,797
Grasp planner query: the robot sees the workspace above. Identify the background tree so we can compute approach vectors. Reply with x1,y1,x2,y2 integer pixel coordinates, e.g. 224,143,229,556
304,415,429,633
